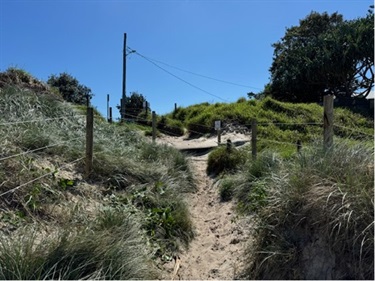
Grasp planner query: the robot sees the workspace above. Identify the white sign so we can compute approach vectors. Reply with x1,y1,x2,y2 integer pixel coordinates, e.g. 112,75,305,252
214,120,221,130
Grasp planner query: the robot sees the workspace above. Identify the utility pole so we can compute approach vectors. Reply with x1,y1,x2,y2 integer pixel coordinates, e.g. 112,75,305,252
121,33,127,121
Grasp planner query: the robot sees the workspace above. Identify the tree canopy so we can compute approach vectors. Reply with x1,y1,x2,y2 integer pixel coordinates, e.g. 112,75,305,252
267,9,374,103
117,92,150,120
47,73,93,105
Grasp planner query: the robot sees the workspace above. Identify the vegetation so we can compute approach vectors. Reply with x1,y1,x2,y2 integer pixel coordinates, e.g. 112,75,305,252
220,142,374,279
117,91,151,120
207,145,246,176
165,97,373,154
0,70,195,279
267,9,374,102
47,72,93,105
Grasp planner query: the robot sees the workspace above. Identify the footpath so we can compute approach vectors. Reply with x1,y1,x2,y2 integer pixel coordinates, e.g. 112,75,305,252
158,134,252,280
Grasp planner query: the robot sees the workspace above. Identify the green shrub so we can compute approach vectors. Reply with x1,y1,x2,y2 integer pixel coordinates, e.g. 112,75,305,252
157,117,184,136
219,178,235,201
207,146,246,175
47,72,93,105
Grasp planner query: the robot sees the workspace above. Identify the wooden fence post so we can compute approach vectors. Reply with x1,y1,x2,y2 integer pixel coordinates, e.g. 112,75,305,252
85,107,94,177
251,119,257,160
109,107,113,123
323,95,334,150
215,120,221,145
296,140,302,153
152,111,156,143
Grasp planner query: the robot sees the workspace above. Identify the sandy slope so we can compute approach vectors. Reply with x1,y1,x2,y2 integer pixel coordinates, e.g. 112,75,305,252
160,134,253,280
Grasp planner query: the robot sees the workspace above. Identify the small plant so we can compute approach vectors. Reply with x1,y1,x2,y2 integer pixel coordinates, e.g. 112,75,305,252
207,146,246,175
219,179,235,201
58,178,75,190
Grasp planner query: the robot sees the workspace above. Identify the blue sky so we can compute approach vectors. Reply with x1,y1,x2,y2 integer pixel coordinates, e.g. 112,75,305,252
0,0,372,119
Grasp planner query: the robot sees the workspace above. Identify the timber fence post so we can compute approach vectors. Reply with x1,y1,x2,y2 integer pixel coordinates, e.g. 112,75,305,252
85,107,94,177
251,119,257,160
323,95,334,151
152,111,156,143
109,107,113,123
297,140,302,153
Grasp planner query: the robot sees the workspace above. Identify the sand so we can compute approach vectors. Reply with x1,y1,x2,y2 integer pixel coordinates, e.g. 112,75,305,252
159,134,253,280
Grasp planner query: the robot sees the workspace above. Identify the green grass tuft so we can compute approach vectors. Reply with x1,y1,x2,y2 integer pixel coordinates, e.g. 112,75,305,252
228,140,374,280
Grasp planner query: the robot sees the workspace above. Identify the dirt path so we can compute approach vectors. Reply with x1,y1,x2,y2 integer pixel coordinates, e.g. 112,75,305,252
160,134,251,280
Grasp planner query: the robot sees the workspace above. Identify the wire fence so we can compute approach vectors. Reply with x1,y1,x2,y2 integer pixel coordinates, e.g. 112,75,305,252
0,113,89,199
1,95,372,199
121,95,373,159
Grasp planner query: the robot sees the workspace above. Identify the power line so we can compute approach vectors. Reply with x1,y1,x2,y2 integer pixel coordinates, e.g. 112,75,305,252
127,47,261,91
127,47,229,102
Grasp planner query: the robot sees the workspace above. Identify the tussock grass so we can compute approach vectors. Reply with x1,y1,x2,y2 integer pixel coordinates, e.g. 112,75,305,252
0,213,157,280
0,71,196,278
226,141,374,279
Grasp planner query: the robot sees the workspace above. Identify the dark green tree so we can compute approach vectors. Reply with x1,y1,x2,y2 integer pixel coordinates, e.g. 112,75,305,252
47,73,93,105
268,10,374,102
117,92,150,120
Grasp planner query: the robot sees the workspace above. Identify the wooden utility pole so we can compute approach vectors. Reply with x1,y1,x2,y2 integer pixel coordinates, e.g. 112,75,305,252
85,107,94,177
323,95,334,150
121,33,127,121
251,119,257,160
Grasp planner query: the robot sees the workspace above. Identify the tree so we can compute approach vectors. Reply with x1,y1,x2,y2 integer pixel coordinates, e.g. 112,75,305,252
268,10,374,103
117,92,150,120
47,73,93,105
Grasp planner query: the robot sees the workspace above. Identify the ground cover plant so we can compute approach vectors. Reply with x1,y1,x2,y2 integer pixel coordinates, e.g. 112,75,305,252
220,141,374,279
0,69,195,279
166,97,374,154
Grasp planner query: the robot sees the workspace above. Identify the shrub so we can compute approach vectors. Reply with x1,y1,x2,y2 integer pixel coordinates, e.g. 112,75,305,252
207,146,246,175
219,178,235,201
157,117,184,136
47,72,93,105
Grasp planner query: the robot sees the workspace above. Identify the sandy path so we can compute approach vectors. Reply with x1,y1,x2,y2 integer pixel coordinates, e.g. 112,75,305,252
160,134,252,280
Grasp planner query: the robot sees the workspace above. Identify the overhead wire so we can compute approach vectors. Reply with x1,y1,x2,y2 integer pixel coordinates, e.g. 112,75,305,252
128,49,261,90
127,47,229,102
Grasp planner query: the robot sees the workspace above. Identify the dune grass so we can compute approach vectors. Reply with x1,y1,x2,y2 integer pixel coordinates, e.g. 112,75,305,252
0,76,195,278
220,141,374,279
165,97,374,153
0,211,157,280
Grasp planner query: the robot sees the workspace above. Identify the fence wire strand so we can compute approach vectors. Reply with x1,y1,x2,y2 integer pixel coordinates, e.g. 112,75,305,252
0,157,85,197
0,136,84,162
0,116,85,126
